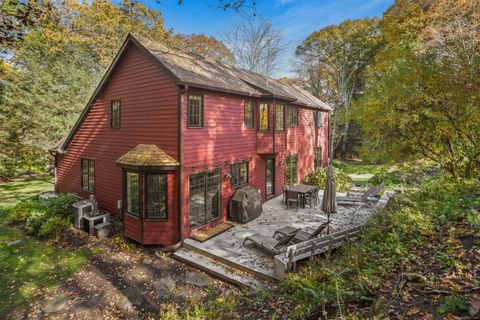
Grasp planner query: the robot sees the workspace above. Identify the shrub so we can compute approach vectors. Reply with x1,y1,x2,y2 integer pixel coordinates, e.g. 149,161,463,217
25,210,48,235
303,167,352,192
8,199,42,223
9,193,77,238
39,216,70,238
369,162,438,187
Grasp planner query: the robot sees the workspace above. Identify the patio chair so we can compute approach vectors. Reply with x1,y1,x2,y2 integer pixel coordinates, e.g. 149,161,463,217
304,187,319,208
242,232,298,256
281,184,290,204
292,221,330,243
286,189,301,211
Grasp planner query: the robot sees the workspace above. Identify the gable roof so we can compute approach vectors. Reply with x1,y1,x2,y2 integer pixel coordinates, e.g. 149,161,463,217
132,34,331,110
55,33,331,153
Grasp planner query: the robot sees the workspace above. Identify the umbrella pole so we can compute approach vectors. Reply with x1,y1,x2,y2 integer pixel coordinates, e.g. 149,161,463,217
327,212,330,235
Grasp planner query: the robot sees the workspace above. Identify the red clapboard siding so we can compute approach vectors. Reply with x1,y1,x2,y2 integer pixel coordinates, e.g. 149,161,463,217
55,43,180,245
180,89,329,238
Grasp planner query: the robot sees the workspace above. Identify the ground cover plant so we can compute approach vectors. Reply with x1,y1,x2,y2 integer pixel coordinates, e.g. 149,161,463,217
281,172,480,319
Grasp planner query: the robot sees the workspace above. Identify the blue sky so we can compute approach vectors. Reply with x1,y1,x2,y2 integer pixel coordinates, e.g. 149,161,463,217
150,0,393,77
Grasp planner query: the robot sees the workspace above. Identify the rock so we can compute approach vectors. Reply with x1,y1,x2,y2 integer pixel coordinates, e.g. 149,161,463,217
6,239,21,247
154,278,176,299
121,287,143,307
116,295,134,313
41,295,69,313
72,296,104,314
186,271,212,288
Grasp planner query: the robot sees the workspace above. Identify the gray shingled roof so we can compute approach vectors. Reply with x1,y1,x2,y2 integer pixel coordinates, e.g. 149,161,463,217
132,34,331,111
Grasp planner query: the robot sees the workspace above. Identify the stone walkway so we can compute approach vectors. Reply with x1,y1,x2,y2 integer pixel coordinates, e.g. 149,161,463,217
183,191,384,279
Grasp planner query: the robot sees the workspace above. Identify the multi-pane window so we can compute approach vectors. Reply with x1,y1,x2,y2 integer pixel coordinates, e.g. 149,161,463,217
258,103,269,131
275,104,284,130
231,161,248,188
188,94,203,127
314,148,322,169
146,174,167,219
81,158,95,192
316,111,323,128
286,154,298,184
111,100,120,128
188,170,221,230
288,106,298,128
244,101,254,128
125,171,140,216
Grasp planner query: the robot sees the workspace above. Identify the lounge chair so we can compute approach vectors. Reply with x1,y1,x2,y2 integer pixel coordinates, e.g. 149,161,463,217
274,221,330,243
337,182,386,205
293,221,330,242
242,232,297,256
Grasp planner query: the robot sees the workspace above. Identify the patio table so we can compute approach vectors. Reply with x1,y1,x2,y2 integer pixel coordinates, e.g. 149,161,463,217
288,184,317,208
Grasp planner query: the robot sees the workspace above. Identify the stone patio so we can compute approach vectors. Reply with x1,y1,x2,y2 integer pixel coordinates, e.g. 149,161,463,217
181,191,381,280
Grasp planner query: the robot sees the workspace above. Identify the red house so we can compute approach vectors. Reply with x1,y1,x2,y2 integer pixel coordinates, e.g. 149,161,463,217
51,34,331,246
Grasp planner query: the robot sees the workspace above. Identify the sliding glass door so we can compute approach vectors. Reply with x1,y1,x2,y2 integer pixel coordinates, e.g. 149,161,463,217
188,169,221,230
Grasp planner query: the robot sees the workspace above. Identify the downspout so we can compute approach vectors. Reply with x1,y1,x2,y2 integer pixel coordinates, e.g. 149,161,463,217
177,85,186,242
273,99,276,155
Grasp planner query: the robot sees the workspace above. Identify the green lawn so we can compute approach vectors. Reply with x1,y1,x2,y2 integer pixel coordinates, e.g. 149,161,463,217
333,160,388,186
0,178,93,315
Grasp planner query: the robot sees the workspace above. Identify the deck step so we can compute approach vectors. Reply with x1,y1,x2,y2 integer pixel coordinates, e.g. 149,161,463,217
173,248,261,288
183,239,277,281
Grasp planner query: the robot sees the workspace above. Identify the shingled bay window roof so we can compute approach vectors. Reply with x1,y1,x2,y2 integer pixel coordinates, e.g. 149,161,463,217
116,144,179,169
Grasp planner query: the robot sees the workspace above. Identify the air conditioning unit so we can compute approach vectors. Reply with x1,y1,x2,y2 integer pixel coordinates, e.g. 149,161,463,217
73,200,92,228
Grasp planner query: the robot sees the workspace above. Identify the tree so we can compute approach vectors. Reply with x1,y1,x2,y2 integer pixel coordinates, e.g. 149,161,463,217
223,18,286,76
295,18,382,159
0,0,53,53
172,33,234,63
355,0,480,178
0,0,171,176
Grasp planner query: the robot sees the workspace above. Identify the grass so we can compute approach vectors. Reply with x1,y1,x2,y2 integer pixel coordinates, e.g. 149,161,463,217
0,177,93,315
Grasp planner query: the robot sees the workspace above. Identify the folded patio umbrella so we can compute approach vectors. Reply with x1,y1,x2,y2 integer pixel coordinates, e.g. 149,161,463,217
321,164,337,234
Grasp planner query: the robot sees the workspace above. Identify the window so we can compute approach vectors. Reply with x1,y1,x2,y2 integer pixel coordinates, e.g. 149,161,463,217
244,101,254,128
146,174,167,219
288,106,298,128
189,170,221,230
125,171,140,216
275,104,284,131
188,94,203,127
231,161,248,188
314,148,322,169
258,103,269,131
286,154,298,184
111,100,120,128
81,158,95,192
316,111,323,128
